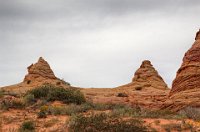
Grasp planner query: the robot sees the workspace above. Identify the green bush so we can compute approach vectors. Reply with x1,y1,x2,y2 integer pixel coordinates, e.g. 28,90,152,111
19,120,35,132
48,106,66,115
112,105,138,117
23,94,36,106
0,99,25,110
141,109,181,119
26,84,86,104
0,90,4,98
69,113,147,132
46,103,92,116
37,110,47,118
11,100,25,109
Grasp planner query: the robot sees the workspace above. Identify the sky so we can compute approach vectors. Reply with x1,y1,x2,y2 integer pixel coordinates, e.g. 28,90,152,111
0,0,200,88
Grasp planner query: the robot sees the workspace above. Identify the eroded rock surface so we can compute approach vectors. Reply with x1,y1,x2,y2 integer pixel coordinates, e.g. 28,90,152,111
163,29,200,111
1,57,70,93
132,60,168,90
24,57,57,83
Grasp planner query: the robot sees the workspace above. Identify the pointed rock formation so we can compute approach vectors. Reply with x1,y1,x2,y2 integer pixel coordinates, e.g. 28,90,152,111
132,60,168,90
162,29,200,111
170,29,200,95
114,60,169,110
1,57,70,93
24,57,57,83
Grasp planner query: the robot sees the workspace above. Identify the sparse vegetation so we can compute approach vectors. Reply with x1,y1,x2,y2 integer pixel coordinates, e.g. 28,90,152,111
69,113,147,132
26,84,86,104
19,120,35,132
0,99,25,110
44,118,59,128
23,94,36,106
37,110,47,118
162,123,182,132
181,107,200,121
0,90,4,98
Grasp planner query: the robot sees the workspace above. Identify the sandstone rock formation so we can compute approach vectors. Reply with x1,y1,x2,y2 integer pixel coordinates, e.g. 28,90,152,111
170,29,200,95
132,60,168,90
117,60,168,91
24,57,57,83
1,57,70,93
82,60,169,110
163,29,200,111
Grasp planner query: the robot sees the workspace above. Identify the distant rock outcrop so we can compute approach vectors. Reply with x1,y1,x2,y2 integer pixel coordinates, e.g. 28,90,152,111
114,60,169,110
1,57,70,93
24,57,57,83
163,29,200,111
132,60,168,90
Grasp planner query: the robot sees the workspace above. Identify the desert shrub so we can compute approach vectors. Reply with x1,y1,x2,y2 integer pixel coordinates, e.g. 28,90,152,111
141,109,182,119
112,105,138,117
181,120,195,131
37,110,47,118
48,106,66,115
46,103,92,116
135,87,142,91
44,118,59,128
0,99,25,110
40,105,49,112
63,105,82,115
162,123,182,132
26,84,86,104
58,78,71,86
19,120,35,132
0,90,4,98
69,113,147,132
117,92,128,97
11,99,25,109
181,107,200,121
23,94,36,106
0,100,10,110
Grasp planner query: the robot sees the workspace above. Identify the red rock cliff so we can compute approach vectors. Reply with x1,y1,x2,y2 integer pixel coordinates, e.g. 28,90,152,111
170,29,200,95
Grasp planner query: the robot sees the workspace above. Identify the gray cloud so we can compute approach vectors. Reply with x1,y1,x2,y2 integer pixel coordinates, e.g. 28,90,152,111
0,0,200,88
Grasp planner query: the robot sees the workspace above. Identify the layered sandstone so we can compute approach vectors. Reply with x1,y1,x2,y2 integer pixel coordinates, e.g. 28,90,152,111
170,29,200,95
81,60,169,110
132,60,168,90
24,57,57,83
163,29,200,111
1,57,70,93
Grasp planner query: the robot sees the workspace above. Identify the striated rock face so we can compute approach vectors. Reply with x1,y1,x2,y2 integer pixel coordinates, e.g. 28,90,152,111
1,57,71,93
162,29,200,111
113,60,169,110
132,60,168,90
170,29,200,95
24,57,57,83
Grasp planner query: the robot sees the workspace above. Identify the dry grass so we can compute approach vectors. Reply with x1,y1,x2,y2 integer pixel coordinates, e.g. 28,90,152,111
44,118,59,128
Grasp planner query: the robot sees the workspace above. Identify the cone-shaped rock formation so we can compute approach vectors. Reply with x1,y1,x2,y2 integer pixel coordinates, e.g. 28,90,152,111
170,29,200,95
132,60,168,90
24,57,57,83
162,29,200,111
1,57,70,93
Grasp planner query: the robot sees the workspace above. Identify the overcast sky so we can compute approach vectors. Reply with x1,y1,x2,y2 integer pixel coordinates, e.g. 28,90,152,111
0,0,200,88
